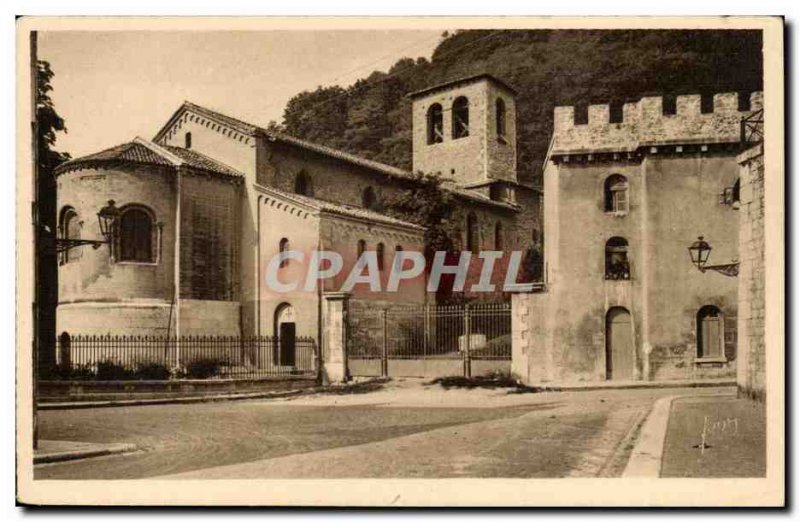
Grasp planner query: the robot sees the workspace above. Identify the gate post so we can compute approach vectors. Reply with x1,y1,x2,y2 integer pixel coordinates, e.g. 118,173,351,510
463,304,472,378
381,308,389,377
321,291,351,384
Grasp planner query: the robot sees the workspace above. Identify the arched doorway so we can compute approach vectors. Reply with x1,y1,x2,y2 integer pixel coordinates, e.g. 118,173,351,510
274,304,296,366
605,307,633,381
58,331,71,368
697,305,724,359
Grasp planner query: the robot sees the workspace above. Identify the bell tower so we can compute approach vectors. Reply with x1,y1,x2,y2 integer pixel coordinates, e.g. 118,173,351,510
409,74,517,201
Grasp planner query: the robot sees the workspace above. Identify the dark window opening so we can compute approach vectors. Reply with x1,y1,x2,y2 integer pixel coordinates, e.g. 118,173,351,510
279,237,289,268
466,213,479,255
452,96,470,139
377,242,385,272
662,95,677,116
489,184,504,201
605,237,630,280
60,207,81,264
496,98,507,137
427,103,444,144
357,239,366,260
185,132,192,149
362,186,378,211
494,222,504,251
294,171,312,196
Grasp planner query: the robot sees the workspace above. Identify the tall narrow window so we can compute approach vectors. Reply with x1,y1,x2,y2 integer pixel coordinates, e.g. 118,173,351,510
605,237,630,280
609,101,624,124
394,245,404,270
466,213,479,255
377,242,385,272
574,105,589,125
495,98,506,137
362,186,378,211
185,132,192,149
279,237,289,268
494,222,504,251
697,305,724,359
427,103,444,144
452,96,470,139
294,171,312,196
700,93,714,114
119,206,155,263
60,207,81,264
738,91,752,111
604,174,629,213
357,239,366,260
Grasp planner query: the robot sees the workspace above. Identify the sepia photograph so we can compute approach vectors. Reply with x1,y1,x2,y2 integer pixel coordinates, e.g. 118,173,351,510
15,15,784,507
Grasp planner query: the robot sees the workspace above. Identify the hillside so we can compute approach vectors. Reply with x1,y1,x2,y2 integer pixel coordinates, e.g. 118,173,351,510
279,30,763,186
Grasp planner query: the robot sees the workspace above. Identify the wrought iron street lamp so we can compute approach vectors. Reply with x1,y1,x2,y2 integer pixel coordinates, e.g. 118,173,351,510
56,200,119,254
688,236,739,277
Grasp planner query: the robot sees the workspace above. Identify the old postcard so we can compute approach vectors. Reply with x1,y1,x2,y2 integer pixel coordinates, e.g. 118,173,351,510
15,16,784,507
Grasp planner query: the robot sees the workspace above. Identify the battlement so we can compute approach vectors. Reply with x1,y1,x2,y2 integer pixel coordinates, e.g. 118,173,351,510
551,91,763,155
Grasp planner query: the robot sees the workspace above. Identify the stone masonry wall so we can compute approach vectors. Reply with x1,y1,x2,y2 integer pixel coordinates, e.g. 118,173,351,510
737,144,766,400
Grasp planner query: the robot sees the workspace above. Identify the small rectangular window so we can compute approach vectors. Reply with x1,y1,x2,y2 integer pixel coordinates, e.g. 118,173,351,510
738,91,751,111
700,94,714,114
609,102,624,124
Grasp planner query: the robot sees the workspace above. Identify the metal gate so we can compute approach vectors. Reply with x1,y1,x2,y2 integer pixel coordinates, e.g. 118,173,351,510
348,302,511,378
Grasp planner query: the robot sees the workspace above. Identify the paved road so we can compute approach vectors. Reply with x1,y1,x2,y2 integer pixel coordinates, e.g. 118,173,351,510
35,382,733,479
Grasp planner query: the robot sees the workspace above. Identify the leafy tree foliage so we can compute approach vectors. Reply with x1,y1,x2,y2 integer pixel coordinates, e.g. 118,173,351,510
281,30,762,186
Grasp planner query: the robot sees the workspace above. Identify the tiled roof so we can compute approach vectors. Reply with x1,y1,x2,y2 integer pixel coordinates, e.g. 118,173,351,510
255,184,425,232
162,145,244,178
56,142,174,174
407,73,518,99
55,138,244,180
156,101,520,212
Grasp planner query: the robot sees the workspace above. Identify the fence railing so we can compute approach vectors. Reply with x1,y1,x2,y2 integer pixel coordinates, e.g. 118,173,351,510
348,302,512,364
49,335,318,381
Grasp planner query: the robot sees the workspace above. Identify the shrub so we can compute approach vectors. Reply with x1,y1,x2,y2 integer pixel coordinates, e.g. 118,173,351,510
95,359,135,381
41,363,96,381
182,358,225,379
134,362,172,380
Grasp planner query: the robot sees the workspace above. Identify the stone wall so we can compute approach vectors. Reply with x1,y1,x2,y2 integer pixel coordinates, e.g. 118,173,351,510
737,143,766,400
553,92,763,154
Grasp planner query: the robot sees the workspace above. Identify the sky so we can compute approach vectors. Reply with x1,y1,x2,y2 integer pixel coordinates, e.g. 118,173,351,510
38,30,444,157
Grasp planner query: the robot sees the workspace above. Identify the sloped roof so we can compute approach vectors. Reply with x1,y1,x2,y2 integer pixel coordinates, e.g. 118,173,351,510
55,138,244,180
407,73,518,99
254,184,425,232
154,101,520,212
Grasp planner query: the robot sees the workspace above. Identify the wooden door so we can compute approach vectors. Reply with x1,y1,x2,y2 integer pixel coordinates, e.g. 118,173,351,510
700,312,722,358
606,308,633,381
279,322,296,366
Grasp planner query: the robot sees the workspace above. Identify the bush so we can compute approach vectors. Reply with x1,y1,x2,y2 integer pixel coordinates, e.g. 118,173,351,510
134,362,172,380
95,360,135,381
182,358,225,379
41,363,96,381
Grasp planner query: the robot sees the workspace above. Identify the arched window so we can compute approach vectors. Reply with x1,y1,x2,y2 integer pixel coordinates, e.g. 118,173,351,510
605,237,629,280
60,206,81,264
427,103,444,144
279,237,289,268
494,222,504,251
185,132,192,149
118,206,155,263
697,305,724,359
362,186,378,211
294,171,312,196
604,174,628,213
452,96,470,139
357,239,366,260
495,98,506,137
377,242,385,272
466,213,479,255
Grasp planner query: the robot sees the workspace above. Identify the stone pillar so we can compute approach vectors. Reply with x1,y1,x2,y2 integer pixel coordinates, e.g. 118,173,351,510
511,290,552,385
322,291,350,384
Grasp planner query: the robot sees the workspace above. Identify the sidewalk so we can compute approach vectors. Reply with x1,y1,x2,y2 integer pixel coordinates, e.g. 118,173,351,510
659,394,766,477
34,440,137,464
624,392,766,477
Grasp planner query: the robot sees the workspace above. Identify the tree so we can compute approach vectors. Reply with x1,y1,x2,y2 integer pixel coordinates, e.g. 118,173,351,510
36,60,70,370
384,171,461,303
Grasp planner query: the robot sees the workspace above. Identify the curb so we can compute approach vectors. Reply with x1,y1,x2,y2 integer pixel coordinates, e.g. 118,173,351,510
532,380,735,393
622,395,676,477
38,388,306,410
34,443,138,464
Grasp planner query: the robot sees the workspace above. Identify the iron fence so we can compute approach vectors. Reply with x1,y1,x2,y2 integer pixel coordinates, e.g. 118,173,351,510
49,334,318,380
348,302,512,363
